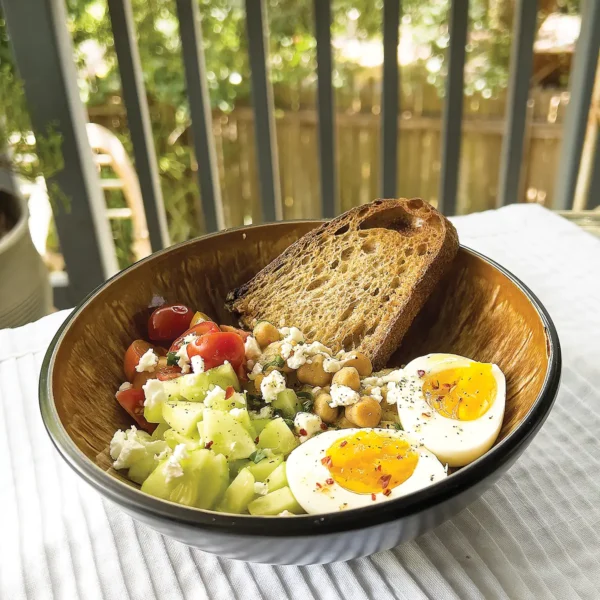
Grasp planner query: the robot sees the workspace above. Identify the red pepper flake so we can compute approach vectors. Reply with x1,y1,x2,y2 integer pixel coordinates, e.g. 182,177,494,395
397,455,403,459
299,428,308,436
325,478,334,485
371,493,376,501
421,412,432,418
443,383,452,389
379,474,392,489
254,437,259,444
316,482,322,489
320,423,328,431
376,464,382,471
205,440,213,450
432,380,439,390
321,456,333,468
340,440,348,447
417,369,426,377
383,488,392,497
225,386,235,399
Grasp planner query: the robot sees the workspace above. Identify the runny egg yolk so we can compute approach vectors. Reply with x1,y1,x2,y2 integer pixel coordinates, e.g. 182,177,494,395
324,430,419,494
421,362,496,421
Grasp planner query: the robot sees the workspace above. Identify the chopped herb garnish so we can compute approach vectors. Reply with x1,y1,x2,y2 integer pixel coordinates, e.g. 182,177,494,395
302,399,314,413
166,351,179,366
246,394,264,411
296,391,313,399
394,422,403,431
248,449,268,464
283,418,295,429
262,355,285,370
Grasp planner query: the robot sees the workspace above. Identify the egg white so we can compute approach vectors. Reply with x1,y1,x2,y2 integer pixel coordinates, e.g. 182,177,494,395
286,428,447,515
394,354,506,467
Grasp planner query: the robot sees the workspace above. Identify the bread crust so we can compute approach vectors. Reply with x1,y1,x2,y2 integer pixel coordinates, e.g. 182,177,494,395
226,198,458,370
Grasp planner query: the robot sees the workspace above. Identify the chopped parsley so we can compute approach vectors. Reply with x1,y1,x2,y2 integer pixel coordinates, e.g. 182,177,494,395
262,355,285,370
394,422,403,431
283,418,295,429
166,351,179,366
248,449,268,464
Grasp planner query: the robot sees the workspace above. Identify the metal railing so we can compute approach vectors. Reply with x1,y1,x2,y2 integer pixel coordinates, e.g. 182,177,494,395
3,0,600,306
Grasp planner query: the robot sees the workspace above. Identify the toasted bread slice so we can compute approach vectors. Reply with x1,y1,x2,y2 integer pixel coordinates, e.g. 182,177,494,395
226,198,458,370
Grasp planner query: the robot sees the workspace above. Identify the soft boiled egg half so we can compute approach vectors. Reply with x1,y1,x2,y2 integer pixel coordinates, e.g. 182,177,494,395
392,354,506,467
286,428,447,514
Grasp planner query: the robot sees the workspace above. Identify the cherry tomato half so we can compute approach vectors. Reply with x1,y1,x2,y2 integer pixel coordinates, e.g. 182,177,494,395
115,387,156,433
123,340,166,382
186,332,245,371
220,324,251,342
148,304,194,343
169,321,221,352
131,356,182,389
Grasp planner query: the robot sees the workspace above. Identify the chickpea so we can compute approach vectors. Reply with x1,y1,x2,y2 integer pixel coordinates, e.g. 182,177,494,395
332,366,361,391
253,321,281,348
345,396,382,428
253,373,265,390
343,352,372,377
313,393,339,424
297,354,332,387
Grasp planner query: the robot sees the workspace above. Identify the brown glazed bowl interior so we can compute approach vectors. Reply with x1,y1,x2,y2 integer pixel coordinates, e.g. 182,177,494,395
40,221,561,564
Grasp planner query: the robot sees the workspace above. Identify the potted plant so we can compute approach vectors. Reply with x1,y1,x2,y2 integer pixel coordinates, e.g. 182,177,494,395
0,65,63,327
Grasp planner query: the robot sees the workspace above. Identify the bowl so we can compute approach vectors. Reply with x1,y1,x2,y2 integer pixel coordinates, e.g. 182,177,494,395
39,221,561,565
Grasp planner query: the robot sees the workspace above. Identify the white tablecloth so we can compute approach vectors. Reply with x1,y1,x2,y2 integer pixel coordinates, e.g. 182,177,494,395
2,204,600,600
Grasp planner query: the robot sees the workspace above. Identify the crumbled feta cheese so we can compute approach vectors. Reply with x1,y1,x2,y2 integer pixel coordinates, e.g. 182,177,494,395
254,481,268,496
323,356,344,373
164,443,188,483
204,385,226,407
143,378,167,410
136,348,158,373
248,362,264,380
294,412,323,442
191,355,205,374
118,382,133,392
229,407,244,418
244,336,262,361
176,344,191,374
183,333,198,344
386,376,422,405
110,426,167,471
369,386,383,403
328,384,360,408
363,368,405,388
278,510,294,517
250,406,274,419
260,370,287,403
156,447,172,461
280,342,294,360
279,326,304,344
286,341,333,370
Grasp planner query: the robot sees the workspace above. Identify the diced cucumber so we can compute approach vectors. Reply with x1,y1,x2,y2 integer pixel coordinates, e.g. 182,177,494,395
164,428,200,451
229,407,255,436
162,400,204,436
272,389,302,419
205,391,247,412
144,401,165,424
151,422,171,440
250,418,271,435
248,486,304,516
200,409,256,460
257,418,298,456
265,462,288,492
163,379,183,401
141,449,228,510
127,455,158,485
217,468,256,514
177,364,240,402
245,454,284,482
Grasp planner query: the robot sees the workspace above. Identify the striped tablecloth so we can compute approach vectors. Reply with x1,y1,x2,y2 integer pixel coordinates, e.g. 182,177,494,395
2,204,600,600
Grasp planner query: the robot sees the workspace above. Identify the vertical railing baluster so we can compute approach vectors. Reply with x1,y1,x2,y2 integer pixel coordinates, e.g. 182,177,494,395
438,0,468,215
313,0,337,218
553,0,600,210
245,0,282,222
107,0,170,249
381,0,401,199
586,129,600,209
497,0,537,207
176,0,224,232
3,0,118,303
